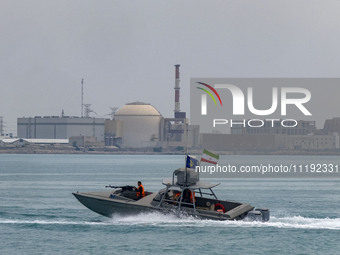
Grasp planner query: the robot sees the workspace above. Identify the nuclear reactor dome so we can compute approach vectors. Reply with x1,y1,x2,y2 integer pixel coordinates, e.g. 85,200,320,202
115,102,161,117
114,102,162,148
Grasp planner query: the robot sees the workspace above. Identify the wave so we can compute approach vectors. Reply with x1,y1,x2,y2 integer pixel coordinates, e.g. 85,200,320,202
110,212,340,230
0,212,339,230
263,216,340,230
213,215,340,230
0,219,107,226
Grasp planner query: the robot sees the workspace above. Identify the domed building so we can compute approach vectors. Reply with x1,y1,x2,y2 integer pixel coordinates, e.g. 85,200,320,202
113,102,162,148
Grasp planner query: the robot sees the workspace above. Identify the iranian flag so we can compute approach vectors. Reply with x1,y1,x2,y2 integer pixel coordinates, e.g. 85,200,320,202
201,149,219,164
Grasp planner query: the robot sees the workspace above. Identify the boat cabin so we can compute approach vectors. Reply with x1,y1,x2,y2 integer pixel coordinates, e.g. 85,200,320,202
151,168,252,218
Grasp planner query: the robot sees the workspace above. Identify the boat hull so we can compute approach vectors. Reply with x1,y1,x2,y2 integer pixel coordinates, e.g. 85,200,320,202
73,191,154,217
72,191,259,221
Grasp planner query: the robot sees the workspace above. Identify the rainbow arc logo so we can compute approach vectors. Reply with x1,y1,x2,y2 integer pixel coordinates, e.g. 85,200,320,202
196,82,223,106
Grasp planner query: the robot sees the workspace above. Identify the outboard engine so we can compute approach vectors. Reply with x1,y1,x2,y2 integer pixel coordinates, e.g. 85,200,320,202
246,210,262,221
256,208,270,222
246,208,270,222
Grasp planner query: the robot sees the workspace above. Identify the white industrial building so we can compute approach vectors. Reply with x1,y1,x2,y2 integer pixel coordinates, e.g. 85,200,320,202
16,104,199,150
17,116,105,142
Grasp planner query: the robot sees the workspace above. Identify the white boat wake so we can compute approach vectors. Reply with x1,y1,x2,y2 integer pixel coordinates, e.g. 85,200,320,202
110,212,340,230
1,212,339,230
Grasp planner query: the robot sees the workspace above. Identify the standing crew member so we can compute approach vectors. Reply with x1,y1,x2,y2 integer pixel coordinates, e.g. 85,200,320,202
135,181,145,199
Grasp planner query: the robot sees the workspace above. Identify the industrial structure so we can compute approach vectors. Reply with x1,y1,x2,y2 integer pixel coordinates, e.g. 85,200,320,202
103,65,199,149
231,120,316,135
104,101,199,149
174,64,181,114
17,116,105,142
0,117,3,136
16,65,200,151
105,102,162,148
12,64,340,153
166,64,189,144
202,118,340,152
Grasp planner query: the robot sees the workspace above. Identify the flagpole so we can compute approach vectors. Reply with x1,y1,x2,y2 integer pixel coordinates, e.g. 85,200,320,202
185,122,188,186
198,157,201,181
185,156,187,186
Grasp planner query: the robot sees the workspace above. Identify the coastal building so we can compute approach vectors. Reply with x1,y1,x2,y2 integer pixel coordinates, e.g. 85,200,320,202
323,117,340,135
106,102,162,148
104,102,199,149
287,134,340,150
17,116,105,142
231,120,316,135
200,132,339,152
16,103,199,150
14,66,200,151
201,133,286,152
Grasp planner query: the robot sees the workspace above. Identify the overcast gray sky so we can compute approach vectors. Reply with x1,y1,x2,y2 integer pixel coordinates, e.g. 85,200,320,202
1,0,340,135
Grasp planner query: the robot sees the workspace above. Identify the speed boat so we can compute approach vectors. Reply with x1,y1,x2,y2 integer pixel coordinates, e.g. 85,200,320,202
73,168,270,221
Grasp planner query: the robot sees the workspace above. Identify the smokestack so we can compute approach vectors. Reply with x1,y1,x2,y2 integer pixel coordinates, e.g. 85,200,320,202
81,78,84,118
174,64,180,115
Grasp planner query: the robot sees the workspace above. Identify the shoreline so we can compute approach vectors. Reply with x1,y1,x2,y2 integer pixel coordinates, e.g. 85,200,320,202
1,146,340,156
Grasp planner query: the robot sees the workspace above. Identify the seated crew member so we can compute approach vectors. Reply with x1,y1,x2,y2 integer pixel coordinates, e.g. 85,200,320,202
189,190,196,203
135,181,145,199
174,191,181,200
173,190,181,204
182,189,195,204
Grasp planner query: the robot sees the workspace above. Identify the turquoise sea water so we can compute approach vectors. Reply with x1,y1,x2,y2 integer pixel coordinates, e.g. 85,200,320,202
0,154,339,255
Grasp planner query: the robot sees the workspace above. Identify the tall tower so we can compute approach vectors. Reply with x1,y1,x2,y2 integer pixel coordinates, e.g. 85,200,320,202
174,64,180,116
0,116,3,135
83,104,94,118
81,79,84,118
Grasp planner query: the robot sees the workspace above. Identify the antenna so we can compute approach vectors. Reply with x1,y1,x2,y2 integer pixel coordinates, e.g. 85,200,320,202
84,104,96,118
0,116,3,136
81,79,84,118
109,107,119,119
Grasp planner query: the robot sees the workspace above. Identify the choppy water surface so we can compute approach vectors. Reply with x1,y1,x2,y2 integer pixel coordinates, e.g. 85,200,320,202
0,154,339,255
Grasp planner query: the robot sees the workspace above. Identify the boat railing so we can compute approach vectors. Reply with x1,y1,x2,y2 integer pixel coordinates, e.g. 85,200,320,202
160,198,195,208
158,184,197,211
